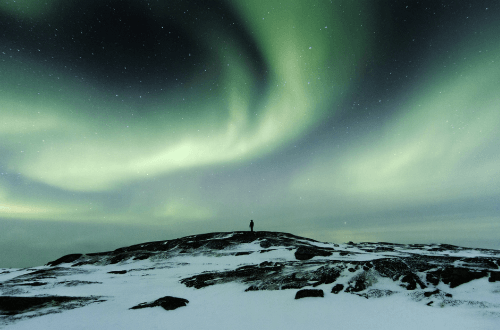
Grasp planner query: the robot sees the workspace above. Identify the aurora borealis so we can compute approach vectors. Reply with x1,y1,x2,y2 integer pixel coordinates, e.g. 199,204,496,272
1,0,499,268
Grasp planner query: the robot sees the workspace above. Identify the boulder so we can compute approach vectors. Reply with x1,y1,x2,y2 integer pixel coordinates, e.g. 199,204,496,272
331,284,344,294
294,246,333,261
489,271,500,282
295,289,324,299
130,296,189,311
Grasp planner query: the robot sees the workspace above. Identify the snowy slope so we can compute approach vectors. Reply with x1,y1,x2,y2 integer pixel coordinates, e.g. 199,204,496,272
1,231,499,329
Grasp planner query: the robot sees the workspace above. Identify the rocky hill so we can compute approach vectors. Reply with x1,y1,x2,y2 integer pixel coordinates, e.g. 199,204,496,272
1,231,499,329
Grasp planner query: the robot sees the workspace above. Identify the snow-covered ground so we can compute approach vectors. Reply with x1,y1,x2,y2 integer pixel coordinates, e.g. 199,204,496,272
1,232,499,329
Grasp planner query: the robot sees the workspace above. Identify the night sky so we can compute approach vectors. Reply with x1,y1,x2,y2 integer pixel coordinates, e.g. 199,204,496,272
1,0,499,268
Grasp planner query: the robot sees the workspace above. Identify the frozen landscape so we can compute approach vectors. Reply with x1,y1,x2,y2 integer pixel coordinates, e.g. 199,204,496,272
1,231,499,329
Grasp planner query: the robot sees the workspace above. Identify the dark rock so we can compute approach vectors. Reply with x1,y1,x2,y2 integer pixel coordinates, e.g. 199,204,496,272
460,258,499,270
294,246,333,261
0,296,104,316
180,264,282,289
439,244,463,251
181,272,218,289
311,265,342,287
370,258,427,290
56,280,102,286
401,274,426,290
108,270,127,274
371,258,410,280
130,296,189,311
204,239,231,250
345,278,367,293
3,267,87,284
133,253,151,261
46,254,83,266
181,261,344,291
426,272,440,286
259,240,272,248
404,255,445,273
423,289,452,298
19,282,47,287
295,289,324,299
259,238,282,248
116,231,318,256
426,267,488,288
109,253,130,264
489,271,500,282
87,251,113,257
331,284,344,294
282,282,308,290
424,289,441,297
235,251,253,256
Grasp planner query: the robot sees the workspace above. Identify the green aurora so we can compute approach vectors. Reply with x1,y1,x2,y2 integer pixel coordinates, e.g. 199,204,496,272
1,0,499,267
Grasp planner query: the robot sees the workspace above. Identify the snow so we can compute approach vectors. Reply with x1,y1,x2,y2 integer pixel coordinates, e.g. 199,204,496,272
3,281,498,330
0,269,35,283
1,237,499,330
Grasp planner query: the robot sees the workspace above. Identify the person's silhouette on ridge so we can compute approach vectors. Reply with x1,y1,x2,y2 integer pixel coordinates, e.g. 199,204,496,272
249,220,254,233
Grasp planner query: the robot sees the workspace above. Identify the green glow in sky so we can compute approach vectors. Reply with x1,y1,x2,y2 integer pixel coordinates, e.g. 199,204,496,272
1,0,371,193
293,44,500,206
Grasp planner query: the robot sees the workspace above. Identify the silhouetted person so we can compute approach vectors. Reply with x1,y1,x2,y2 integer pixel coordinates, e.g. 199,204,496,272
249,220,254,232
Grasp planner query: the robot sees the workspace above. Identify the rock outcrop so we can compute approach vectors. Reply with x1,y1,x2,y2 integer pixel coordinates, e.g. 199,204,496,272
0,296,104,317
1,231,499,327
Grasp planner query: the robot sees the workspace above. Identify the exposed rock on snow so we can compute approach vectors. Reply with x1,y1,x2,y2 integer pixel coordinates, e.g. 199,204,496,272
295,289,324,299
0,295,105,324
294,246,333,260
46,254,83,267
490,271,500,282
1,231,499,328
426,267,489,288
331,284,344,294
130,296,189,311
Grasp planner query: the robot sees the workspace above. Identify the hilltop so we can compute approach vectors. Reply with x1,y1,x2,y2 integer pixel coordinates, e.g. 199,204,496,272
1,232,499,329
